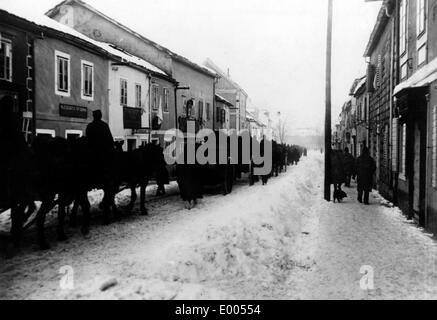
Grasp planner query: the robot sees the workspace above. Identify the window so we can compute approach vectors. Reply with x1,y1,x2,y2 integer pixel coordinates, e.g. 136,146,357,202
373,55,382,89
399,123,407,179
55,51,70,96
417,0,426,36
206,103,211,121
135,84,142,108
400,0,408,56
432,105,437,188
163,88,169,113
401,62,408,80
418,44,427,66
198,100,204,121
0,39,12,81
81,61,94,100
120,79,127,106
152,85,159,110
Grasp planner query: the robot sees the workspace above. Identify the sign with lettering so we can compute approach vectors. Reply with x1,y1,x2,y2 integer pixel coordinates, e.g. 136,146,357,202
59,104,88,119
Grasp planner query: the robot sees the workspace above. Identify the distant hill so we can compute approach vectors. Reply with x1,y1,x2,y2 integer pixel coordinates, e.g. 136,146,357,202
286,135,324,150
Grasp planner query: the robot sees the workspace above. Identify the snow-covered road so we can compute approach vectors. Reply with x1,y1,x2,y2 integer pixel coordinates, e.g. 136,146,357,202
1,153,437,300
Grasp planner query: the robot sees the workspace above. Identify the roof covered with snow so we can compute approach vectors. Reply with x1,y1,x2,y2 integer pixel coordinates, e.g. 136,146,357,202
364,0,394,57
350,76,366,96
204,58,248,97
215,94,233,107
0,6,168,77
45,0,216,78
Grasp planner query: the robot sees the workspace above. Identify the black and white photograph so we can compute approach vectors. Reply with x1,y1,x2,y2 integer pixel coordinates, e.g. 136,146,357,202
1,0,437,304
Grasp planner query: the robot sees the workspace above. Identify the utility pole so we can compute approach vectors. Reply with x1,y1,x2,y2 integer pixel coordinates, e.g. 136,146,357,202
324,0,333,202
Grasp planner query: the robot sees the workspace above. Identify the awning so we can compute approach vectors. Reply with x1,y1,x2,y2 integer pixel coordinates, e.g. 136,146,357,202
394,86,428,117
393,56,437,96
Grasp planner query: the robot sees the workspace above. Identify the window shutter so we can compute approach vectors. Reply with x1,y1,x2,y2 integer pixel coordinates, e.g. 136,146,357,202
366,64,375,92
373,54,382,89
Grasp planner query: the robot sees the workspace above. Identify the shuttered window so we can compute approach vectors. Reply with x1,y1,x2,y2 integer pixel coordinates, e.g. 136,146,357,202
81,61,94,100
55,51,70,96
206,103,211,121
120,79,127,106
400,123,407,179
417,0,426,36
400,0,408,55
135,84,142,108
0,39,12,81
163,88,169,112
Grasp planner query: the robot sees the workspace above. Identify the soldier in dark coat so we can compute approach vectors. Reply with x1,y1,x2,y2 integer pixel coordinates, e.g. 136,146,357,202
154,143,169,196
86,110,114,156
86,110,115,218
176,141,203,209
343,147,356,187
356,147,376,205
330,149,346,193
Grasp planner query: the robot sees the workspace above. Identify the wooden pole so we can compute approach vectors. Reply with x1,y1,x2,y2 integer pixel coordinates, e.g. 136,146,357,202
324,0,333,202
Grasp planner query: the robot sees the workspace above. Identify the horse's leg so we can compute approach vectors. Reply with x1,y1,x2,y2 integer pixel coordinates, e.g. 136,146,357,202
102,190,111,225
111,184,121,220
57,195,68,242
78,191,91,236
127,183,137,212
24,201,36,223
10,203,24,248
36,199,54,250
140,180,148,215
69,198,80,228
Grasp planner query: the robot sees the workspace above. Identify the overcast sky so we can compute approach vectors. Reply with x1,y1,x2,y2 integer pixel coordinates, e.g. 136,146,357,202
1,0,381,135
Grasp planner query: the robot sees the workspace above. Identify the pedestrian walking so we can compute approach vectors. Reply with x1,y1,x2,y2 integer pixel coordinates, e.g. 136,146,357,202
343,147,356,188
330,149,346,202
356,147,376,205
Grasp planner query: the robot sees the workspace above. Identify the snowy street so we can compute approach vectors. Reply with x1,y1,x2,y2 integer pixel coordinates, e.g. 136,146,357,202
1,152,437,300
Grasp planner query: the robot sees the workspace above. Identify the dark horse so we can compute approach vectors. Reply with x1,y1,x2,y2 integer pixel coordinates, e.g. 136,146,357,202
115,142,164,216
3,135,118,250
69,141,165,224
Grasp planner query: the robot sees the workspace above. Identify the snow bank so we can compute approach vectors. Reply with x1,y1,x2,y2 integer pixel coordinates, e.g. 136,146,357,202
138,155,323,298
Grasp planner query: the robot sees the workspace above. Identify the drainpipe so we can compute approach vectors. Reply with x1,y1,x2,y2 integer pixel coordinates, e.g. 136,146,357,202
389,9,395,193
425,93,430,227
174,83,179,131
148,72,152,143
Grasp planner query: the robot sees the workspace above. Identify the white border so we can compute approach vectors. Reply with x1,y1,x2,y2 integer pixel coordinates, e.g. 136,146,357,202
36,129,56,137
65,129,83,138
81,60,94,101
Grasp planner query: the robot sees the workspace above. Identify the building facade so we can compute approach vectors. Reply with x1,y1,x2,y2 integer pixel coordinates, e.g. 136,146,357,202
46,0,216,134
204,58,248,131
392,0,437,231
0,10,40,142
215,94,232,131
364,0,397,200
335,0,437,235
33,33,109,139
